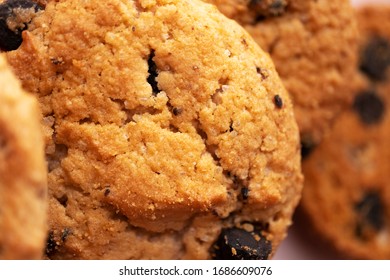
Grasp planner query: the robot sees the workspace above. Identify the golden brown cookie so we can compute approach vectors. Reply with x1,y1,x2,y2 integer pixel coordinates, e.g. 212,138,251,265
205,0,359,147
300,5,390,260
5,0,303,259
0,54,47,259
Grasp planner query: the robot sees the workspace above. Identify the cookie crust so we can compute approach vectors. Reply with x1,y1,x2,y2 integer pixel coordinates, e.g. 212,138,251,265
6,0,302,259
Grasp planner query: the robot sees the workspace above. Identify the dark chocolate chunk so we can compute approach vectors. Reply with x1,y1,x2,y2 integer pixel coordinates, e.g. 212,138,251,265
172,107,182,116
241,187,249,200
353,90,385,125
274,94,283,109
45,231,57,256
301,136,316,160
104,188,110,196
213,227,272,260
61,228,71,242
46,228,71,257
0,0,43,51
360,36,390,81
50,57,64,65
355,191,384,231
250,0,287,22
57,194,68,207
147,50,159,94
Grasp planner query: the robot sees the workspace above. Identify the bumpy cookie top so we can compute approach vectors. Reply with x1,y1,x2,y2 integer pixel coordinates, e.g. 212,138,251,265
6,0,302,259
205,0,359,145
300,6,390,259
0,54,47,259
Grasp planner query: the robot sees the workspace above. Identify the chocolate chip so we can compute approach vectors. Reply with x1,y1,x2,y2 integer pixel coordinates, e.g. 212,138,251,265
50,57,64,65
46,228,71,257
147,50,159,95
250,0,287,22
104,188,110,196
301,136,316,160
232,176,250,200
355,191,384,232
61,228,71,242
241,187,249,200
353,90,385,125
57,194,68,207
172,107,182,116
274,94,283,109
213,227,272,260
0,0,43,51
360,36,390,81
45,231,58,256
256,67,269,80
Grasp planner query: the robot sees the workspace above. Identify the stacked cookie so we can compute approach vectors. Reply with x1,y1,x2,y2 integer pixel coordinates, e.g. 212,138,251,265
299,4,390,260
205,0,359,146
2,0,304,259
2,0,384,260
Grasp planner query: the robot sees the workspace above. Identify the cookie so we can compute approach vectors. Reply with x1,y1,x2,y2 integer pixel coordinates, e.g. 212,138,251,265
205,0,359,146
300,5,390,259
0,54,47,259
4,0,303,259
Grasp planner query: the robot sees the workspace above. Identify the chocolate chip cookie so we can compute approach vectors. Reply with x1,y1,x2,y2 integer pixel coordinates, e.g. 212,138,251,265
0,54,47,259
300,5,390,259
205,0,359,146
5,0,303,259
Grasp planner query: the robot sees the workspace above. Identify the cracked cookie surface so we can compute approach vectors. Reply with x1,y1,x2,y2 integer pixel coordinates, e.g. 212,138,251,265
205,0,359,145
5,0,302,259
0,54,47,259
300,5,390,260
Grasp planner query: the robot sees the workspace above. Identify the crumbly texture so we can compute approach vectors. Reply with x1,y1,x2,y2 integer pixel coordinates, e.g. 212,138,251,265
0,54,47,259
6,0,303,259
205,0,359,145
300,5,390,259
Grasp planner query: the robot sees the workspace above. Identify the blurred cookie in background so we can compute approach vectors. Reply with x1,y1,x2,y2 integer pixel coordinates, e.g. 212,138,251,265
205,0,359,146
0,54,47,259
299,4,390,259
